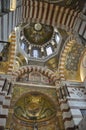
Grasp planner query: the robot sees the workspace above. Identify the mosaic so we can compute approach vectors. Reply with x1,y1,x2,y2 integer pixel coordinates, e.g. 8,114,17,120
23,23,53,45
65,43,84,72
14,92,56,123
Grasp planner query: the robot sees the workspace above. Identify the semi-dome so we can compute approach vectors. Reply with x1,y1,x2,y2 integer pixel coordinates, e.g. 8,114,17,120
14,91,57,125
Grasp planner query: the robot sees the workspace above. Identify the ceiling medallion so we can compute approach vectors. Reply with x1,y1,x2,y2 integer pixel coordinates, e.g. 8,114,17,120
34,23,42,31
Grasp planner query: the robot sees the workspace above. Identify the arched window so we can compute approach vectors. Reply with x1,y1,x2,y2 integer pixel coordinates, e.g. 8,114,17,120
33,49,39,58
55,34,60,44
46,46,53,56
21,42,25,50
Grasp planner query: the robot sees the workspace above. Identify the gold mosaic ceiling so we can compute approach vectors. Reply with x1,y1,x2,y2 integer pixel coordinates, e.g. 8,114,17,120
14,92,57,124
23,23,53,45
6,85,64,130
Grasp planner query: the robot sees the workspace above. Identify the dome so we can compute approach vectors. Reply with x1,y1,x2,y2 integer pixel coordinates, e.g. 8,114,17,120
22,23,53,45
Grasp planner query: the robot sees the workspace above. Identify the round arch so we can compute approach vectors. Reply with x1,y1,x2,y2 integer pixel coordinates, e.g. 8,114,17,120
11,65,59,83
22,0,79,32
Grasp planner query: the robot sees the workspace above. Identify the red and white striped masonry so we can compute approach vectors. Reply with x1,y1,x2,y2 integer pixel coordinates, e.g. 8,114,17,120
22,0,79,32
8,31,16,75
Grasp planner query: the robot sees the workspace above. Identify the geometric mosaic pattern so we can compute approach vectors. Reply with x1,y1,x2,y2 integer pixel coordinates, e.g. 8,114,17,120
65,43,84,71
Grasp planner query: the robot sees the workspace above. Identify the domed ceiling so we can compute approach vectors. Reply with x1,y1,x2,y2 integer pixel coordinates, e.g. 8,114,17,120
14,92,56,124
17,22,62,72
15,21,85,81
23,23,53,45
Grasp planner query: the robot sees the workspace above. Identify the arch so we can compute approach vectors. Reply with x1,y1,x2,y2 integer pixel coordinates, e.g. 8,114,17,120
58,33,85,81
9,91,60,130
58,35,75,81
7,31,16,74
11,65,58,83
22,0,79,32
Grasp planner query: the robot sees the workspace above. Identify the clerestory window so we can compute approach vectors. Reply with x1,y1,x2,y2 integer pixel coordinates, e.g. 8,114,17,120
46,46,53,56
55,33,60,44
33,49,39,58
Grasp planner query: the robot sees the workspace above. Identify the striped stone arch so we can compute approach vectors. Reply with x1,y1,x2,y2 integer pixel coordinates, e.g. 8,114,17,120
23,0,79,31
12,65,58,82
8,31,16,74
58,35,76,81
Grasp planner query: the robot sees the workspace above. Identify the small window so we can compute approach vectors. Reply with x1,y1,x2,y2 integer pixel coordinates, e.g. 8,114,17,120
33,49,39,58
46,46,53,56
21,42,25,50
55,34,60,44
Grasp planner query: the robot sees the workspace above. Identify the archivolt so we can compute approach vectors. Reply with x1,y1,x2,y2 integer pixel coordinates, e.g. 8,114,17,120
11,65,58,83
